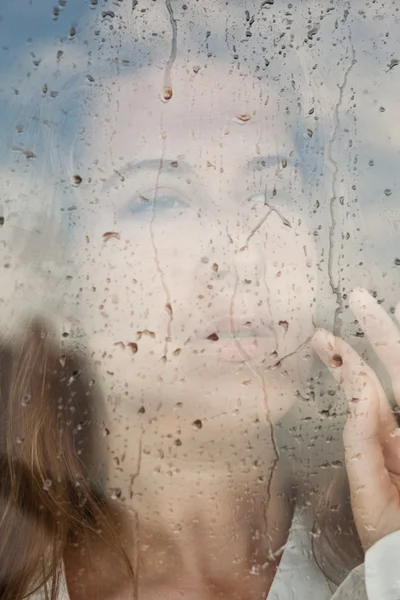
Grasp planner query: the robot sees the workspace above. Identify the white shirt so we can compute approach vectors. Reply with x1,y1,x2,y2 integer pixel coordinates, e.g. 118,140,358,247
270,515,400,600
331,531,400,600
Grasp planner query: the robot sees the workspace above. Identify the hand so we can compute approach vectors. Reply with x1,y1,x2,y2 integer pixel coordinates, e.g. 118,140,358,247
311,288,400,551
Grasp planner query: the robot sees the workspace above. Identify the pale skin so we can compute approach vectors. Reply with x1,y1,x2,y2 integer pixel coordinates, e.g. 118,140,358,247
312,288,400,552
63,61,318,598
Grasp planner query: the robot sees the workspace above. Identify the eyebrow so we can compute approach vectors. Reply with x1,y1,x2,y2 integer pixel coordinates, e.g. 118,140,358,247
103,159,193,191
103,154,292,191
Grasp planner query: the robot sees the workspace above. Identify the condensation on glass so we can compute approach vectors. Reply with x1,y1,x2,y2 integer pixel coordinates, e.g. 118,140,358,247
0,1,399,599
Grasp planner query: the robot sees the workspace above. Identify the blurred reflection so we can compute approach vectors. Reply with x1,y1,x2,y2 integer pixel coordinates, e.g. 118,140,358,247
2,1,400,599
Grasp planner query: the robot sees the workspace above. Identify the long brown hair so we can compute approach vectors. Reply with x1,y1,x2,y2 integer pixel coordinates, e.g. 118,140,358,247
0,318,134,600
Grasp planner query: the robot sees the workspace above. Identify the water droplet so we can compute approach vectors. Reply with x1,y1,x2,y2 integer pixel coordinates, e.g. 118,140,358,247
394,258,400,266
73,174,82,185
110,487,122,500
384,188,392,196
162,87,173,101
102,231,120,241
137,330,155,339
387,58,399,71
22,394,32,407
281,158,287,168
192,419,203,430
307,25,319,39
369,159,374,166
43,479,53,490
234,114,252,124
128,342,138,355
23,150,36,159
278,320,289,332
379,106,386,112
0,217,4,227
331,354,343,367
206,332,219,341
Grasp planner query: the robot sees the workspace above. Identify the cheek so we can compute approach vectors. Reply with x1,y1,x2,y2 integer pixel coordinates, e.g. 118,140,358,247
73,215,209,377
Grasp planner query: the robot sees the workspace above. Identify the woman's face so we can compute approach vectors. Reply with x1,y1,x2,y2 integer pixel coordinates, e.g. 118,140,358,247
72,61,317,446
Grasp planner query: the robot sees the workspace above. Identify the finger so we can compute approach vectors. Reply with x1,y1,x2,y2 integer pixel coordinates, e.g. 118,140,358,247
311,328,389,412
350,288,400,407
395,302,400,329
311,330,396,527
311,329,400,473
343,395,398,549
343,389,393,514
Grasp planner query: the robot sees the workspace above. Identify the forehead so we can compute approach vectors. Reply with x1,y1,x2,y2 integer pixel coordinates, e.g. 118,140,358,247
88,62,294,168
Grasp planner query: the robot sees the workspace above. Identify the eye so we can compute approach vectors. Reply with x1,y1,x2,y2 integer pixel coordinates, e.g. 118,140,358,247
130,187,189,215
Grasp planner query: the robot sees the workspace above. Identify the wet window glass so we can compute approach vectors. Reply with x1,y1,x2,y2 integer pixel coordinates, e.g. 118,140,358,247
1,2,400,600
